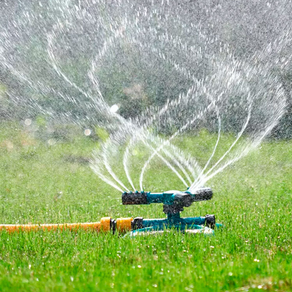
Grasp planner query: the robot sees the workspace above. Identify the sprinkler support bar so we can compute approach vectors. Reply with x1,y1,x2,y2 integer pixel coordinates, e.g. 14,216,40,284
0,187,222,235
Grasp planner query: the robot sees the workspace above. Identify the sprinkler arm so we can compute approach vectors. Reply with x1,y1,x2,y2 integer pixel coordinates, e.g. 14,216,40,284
122,187,213,214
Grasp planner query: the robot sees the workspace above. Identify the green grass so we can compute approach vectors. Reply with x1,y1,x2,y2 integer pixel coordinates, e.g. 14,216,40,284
0,122,292,291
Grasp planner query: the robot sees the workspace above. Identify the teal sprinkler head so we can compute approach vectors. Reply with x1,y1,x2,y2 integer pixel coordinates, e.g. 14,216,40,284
122,187,222,236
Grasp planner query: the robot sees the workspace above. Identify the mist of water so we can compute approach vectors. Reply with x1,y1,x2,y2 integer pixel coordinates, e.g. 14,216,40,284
0,0,291,193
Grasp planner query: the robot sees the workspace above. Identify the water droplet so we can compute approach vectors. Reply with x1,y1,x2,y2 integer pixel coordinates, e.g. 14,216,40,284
84,129,92,136
24,119,32,126
47,139,56,146
110,104,119,113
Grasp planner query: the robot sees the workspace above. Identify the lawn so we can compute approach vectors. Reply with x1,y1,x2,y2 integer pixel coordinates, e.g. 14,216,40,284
0,122,292,292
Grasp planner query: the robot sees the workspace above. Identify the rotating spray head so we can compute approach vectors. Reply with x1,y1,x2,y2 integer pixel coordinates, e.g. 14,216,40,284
122,187,213,215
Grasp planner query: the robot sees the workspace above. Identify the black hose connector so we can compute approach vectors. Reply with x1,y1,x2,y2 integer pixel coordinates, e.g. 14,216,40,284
132,217,144,230
205,214,215,229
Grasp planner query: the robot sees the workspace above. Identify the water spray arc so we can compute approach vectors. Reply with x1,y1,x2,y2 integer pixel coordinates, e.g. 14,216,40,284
0,0,290,237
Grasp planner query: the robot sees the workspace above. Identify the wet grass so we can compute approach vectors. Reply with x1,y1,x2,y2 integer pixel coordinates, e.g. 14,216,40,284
0,122,292,292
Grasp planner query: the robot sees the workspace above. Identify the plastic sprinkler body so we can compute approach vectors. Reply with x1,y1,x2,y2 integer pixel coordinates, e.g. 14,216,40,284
121,188,221,235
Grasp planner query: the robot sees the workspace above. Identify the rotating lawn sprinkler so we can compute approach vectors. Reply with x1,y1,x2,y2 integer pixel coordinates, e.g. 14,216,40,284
121,187,222,236
0,187,222,236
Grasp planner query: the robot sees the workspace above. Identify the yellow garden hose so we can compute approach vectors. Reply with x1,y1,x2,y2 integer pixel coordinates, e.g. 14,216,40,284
0,217,133,234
